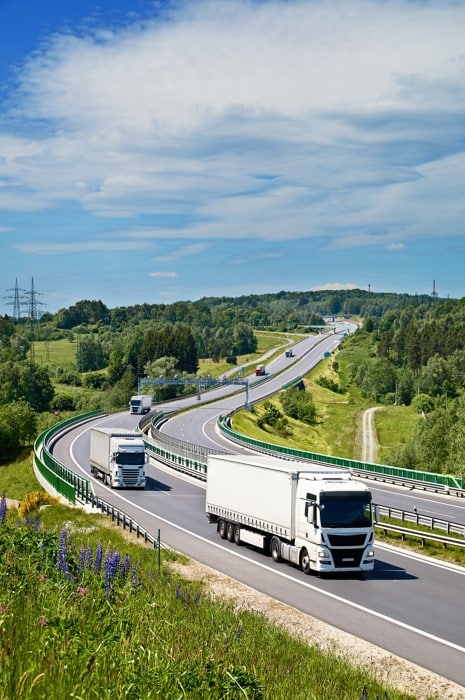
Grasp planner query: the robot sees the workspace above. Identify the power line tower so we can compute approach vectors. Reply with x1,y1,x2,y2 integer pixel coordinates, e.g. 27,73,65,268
431,280,438,300
23,277,46,364
4,278,26,322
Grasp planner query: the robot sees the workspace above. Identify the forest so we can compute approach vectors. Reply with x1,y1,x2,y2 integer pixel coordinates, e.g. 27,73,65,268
0,287,463,475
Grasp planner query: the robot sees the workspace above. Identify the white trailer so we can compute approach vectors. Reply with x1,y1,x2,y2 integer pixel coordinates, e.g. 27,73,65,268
90,427,147,488
206,454,375,574
129,395,153,415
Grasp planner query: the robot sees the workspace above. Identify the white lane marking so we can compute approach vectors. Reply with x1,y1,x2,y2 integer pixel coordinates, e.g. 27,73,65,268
70,429,465,656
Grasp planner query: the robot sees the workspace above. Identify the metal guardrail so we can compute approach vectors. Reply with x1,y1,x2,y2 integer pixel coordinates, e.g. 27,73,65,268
378,505,465,538
375,522,465,549
85,493,164,549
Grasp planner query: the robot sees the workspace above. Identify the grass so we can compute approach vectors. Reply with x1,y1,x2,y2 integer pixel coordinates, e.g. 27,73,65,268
376,522,465,567
374,405,419,465
0,456,418,700
32,337,78,370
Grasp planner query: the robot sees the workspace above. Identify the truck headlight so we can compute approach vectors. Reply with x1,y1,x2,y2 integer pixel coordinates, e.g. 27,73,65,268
365,549,375,558
317,549,330,560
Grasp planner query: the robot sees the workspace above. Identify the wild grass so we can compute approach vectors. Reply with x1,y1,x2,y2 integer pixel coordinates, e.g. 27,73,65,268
32,337,78,369
0,462,415,700
374,405,419,465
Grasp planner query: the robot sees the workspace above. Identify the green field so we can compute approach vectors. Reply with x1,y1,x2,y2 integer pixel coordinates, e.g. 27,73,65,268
32,337,78,369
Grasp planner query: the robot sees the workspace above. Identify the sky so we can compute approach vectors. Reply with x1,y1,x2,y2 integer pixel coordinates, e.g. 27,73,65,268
1,0,465,315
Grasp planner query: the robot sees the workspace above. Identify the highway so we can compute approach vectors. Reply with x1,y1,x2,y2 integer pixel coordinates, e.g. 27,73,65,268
51,332,465,689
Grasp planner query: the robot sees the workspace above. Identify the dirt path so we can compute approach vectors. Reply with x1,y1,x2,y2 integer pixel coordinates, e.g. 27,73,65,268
361,406,380,463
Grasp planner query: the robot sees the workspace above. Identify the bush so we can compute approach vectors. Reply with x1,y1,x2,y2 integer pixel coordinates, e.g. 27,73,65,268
280,388,317,425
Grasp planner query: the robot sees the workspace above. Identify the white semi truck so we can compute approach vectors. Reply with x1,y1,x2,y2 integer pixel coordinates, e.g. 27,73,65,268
89,427,147,488
129,395,153,415
206,454,376,574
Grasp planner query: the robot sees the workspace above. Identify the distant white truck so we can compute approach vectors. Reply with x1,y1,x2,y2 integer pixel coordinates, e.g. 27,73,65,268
206,454,376,574
129,394,153,415
89,427,147,488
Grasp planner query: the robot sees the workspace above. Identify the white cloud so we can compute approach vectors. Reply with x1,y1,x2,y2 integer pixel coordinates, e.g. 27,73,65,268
1,0,465,249
149,271,178,278
152,243,210,262
14,239,153,254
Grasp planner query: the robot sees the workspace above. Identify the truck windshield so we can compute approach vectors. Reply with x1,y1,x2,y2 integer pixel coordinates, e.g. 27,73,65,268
115,452,145,466
319,492,372,528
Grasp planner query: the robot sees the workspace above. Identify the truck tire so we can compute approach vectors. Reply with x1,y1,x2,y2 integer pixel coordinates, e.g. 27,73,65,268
300,548,312,575
218,520,228,539
227,522,235,542
233,525,241,545
270,536,281,563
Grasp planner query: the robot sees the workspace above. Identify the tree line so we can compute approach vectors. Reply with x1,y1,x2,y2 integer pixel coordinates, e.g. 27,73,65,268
0,288,449,463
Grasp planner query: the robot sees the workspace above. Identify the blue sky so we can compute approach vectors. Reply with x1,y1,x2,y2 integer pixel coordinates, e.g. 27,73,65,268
1,0,465,315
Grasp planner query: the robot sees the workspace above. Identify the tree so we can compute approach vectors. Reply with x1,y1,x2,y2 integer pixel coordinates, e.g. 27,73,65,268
0,400,38,462
77,336,107,372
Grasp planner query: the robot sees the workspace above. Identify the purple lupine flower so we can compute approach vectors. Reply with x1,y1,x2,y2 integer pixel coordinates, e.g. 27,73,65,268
78,546,92,573
93,542,103,574
34,515,41,532
104,547,113,596
175,584,182,599
131,566,140,594
121,554,131,581
56,527,69,575
236,624,243,640
0,492,7,525
194,592,201,604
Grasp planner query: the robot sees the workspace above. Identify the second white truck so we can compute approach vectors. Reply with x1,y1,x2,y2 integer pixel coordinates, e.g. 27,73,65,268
89,427,147,488
129,395,153,415
206,454,376,574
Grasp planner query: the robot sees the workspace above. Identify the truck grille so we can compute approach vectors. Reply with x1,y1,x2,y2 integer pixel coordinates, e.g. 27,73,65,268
121,469,141,486
331,549,363,568
327,534,366,547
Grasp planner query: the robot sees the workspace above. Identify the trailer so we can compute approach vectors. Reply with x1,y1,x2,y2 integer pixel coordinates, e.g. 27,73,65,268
206,454,376,574
89,427,147,488
129,395,153,415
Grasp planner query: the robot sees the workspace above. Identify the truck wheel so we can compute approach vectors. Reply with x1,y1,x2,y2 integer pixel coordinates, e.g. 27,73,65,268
270,536,281,563
227,522,235,542
300,549,312,575
233,525,241,545
218,520,228,539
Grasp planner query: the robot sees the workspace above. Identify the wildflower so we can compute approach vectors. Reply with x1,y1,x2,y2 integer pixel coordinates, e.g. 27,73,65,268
93,542,103,574
0,603,8,614
236,624,243,640
78,546,92,573
0,492,6,525
194,592,201,604
38,616,48,626
77,587,88,597
121,554,131,581
56,527,69,575
110,550,120,580
175,584,182,599
38,574,45,584
131,566,141,594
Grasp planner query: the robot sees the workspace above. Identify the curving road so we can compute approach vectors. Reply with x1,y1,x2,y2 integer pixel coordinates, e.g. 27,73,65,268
51,333,465,690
